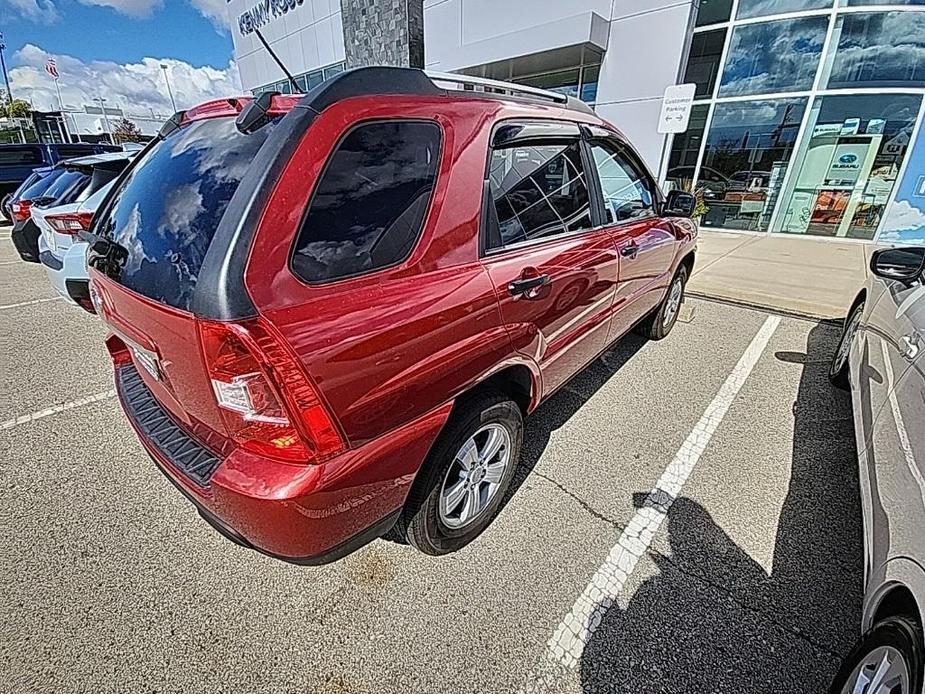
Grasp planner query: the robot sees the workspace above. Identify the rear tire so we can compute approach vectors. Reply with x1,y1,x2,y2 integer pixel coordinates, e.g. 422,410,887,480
828,616,923,694
830,300,864,390
636,264,688,341
399,390,523,556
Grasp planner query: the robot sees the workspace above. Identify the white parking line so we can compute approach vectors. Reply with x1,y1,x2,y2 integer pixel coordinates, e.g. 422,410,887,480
0,390,116,431
0,260,21,266
521,315,781,693
0,297,60,310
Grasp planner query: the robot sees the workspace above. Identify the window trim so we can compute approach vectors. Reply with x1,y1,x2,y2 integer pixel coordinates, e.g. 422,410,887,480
287,117,444,287
479,118,604,258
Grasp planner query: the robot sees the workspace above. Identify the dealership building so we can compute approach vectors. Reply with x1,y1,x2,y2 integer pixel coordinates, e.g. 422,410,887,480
228,0,925,245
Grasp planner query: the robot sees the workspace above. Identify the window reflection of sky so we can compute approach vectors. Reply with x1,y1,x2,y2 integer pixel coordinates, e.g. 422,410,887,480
828,12,925,88
99,118,272,311
719,16,827,96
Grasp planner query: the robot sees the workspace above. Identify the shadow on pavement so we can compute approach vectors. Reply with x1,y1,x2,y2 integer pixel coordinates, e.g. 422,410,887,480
579,321,863,693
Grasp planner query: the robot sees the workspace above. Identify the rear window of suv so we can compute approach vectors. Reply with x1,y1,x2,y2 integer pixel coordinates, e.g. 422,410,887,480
291,120,441,284
95,117,273,311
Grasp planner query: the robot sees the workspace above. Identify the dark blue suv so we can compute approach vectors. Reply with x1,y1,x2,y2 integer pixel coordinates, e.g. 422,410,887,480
0,143,118,203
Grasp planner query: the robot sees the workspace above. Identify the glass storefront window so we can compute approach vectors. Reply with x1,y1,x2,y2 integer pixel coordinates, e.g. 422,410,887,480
699,98,807,230
775,93,921,238
825,12,925,89
684,30,726,98
519,68,581,97
665,105,710,192
580,65,600,104
843,0,924,5
696,0,734,26
719,17,828,96
737,0,832,20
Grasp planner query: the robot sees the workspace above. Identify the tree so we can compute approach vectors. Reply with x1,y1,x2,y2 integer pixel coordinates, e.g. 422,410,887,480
112,118,143,144
1,99,31,119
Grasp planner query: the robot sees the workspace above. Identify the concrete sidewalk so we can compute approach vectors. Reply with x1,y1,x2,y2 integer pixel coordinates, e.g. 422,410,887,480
687,229,870,320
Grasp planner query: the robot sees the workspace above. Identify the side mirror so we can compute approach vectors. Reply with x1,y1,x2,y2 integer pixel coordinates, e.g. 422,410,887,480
663,190,695,218
871,247,925,284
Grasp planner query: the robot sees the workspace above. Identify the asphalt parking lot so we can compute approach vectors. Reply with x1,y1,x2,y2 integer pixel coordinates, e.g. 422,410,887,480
0,224,863,694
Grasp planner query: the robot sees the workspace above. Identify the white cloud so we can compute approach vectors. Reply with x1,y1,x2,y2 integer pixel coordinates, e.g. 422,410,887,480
189,0,230,30
75,0,161,17
1,0,58,22
10,44,241,116
880,200,925,240
2,0,227,26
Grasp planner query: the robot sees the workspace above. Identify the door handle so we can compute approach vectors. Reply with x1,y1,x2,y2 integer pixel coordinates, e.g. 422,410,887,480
620,242,638,258
900,334,920,361
509,273,550,297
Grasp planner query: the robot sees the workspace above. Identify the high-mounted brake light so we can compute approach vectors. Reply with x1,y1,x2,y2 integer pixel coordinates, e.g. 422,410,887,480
197,318,345,465
11,200,32,222
46,211,94,236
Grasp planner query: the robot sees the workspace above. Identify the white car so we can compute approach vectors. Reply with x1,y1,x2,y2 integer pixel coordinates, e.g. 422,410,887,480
35,180,116,311
34,151,134,310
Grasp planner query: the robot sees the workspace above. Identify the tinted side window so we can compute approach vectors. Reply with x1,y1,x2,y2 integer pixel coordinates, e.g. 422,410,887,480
589,141,656,223
0,147,43,166
291,120,442,284
487,140,592,250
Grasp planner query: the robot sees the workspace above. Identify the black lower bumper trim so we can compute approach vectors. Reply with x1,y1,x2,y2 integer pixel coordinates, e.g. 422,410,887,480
145,446,400,565
39,250,63,270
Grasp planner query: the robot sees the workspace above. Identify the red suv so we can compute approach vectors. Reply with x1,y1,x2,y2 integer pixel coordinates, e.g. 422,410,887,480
88,67,697,564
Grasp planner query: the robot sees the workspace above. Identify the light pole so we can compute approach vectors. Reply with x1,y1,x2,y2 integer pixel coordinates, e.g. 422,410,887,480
0,33,12,106
160,63,177,113
92,96,113,143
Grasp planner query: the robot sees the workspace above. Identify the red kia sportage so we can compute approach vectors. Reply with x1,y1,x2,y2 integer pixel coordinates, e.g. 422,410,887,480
87,67,697,564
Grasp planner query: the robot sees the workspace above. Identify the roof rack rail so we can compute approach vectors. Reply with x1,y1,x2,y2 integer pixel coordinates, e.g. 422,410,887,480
425,70,595,115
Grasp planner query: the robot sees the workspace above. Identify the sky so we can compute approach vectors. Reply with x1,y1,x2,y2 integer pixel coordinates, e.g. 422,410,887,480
0,0,241,117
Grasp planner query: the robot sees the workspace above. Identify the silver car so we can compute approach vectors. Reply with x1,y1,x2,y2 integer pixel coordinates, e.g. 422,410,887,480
830,246,925,693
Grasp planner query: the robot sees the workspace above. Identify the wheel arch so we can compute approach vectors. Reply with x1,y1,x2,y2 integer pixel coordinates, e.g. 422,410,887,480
865,558,925,635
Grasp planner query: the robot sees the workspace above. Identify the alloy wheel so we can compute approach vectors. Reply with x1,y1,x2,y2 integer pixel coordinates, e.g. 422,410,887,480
438,423,511,529
663,276,684,328
842,645,910,694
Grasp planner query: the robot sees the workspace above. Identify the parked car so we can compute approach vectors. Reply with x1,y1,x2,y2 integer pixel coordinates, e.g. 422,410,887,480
0,142,118,201
34,179,117,311
3,166,56,223
87,67,697,564
11,152,131,263
829,246,925,694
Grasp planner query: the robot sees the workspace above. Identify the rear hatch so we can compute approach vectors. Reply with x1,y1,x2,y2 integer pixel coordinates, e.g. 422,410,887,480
90,113,279,443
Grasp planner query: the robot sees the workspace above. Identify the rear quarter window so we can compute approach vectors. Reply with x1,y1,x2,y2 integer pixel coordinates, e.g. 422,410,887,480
291,120,442,284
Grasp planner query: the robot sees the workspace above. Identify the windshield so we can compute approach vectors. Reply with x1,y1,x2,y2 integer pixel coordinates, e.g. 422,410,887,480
96,116,273,311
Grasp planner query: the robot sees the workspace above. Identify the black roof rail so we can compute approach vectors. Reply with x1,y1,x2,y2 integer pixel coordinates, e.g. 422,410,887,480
291,65,596,117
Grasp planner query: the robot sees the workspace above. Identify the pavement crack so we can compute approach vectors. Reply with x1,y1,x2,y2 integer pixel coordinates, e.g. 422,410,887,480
533,471,625,530
650,549,847,661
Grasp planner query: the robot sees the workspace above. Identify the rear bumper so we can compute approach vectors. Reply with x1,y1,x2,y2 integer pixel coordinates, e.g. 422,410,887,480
11,219,39,263
39,239,89,306
114,362,452,562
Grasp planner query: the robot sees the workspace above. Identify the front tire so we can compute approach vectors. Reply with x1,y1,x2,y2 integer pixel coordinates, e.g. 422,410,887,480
830,300,864,390
828,616,923,694
400,390,523,556
636,264,688,341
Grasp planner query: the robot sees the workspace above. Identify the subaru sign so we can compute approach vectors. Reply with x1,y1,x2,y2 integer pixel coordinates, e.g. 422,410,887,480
839,153,858,164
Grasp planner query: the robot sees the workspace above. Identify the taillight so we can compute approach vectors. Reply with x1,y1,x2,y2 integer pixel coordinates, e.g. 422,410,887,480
197,318,345,465
46,211,94,236
11,200,31,222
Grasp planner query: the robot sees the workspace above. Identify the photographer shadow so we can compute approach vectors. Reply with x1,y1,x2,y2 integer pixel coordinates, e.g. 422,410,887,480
579,321,863,692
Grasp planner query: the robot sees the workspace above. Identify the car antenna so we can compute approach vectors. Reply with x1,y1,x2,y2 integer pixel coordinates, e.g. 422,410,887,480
253,27,300,94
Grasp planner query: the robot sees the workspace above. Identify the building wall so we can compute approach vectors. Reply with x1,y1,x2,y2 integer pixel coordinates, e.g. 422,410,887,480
229,0,695,169
228,0,346,91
